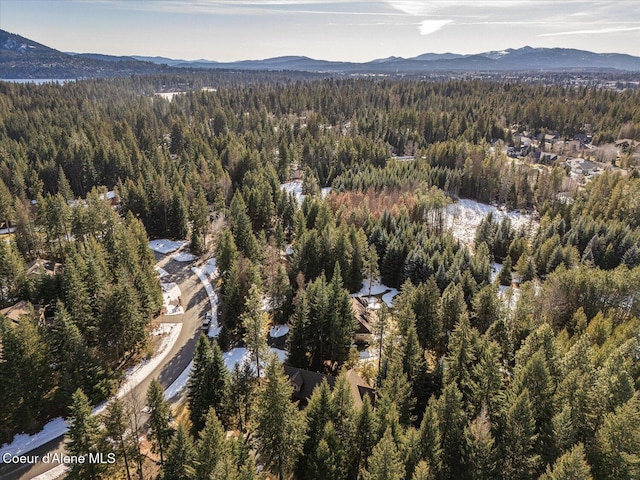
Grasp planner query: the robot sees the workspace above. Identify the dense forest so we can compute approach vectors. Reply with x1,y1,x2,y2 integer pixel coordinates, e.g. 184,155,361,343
1,73,640,479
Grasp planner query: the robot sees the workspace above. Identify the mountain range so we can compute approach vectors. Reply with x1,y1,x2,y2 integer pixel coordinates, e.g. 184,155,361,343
2,29,640,79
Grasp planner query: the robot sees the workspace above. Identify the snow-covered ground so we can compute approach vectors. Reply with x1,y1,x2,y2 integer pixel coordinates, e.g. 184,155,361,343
280,180,305,205
154,266,169,278
222,347,288,373
0,323,182,459
270,324,290,338
321,187,332,198
165,360,193,400
191,259,221,338
161,282,183,316
173,251,198,262
490,262,503,283
445,199,537,249
31,464,69,479
351,277,399,308
149,239,187,254
0,227,16,235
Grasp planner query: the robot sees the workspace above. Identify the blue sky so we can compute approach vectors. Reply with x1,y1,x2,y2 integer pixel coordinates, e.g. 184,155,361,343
2,1,639,61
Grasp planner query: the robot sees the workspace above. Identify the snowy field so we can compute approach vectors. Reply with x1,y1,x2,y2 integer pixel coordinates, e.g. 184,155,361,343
149,239,187,254
0,323,182,459
445,199,537,249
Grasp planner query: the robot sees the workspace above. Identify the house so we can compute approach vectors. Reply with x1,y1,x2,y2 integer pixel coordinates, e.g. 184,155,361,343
0,300,44,324
26,258,62,278
533,152,558,165
283,365,374,408
351,297,374,344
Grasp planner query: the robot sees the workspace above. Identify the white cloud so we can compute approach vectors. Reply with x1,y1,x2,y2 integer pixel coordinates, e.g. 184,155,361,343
420,19,451,35
540,25,640,37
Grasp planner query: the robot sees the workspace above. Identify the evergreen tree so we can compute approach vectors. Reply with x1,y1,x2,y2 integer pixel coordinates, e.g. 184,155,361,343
498,255,513,286
353,395,378,477
241,283,269,378
361,427,405,480
104,398,134,480
66,389,105,480
436,383,467,480
187,336,229,433
464,407,496,480
253,356,306,480
196,407,229,480
296,379,333,479
146,379,175,465
215,227,238,277
287,290,311,368
499,389,541,480
418,398,443,480
540,443,593,480
162,424,196,480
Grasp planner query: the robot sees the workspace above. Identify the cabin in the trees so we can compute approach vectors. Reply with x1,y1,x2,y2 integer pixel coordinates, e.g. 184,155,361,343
351,297,374,344
283,365,374,408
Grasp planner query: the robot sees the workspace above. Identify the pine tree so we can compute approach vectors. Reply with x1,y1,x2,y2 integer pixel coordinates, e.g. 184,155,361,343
188,336,229,433
66,388,105,480
296,379,332,479
241,283,269,378
253,356,306,480
412,461,433,480
418,398,443,480
162,424,196,480
353,395,378,477
499,389,541,480
539,443,593,480
215,227,238,277
104,398,134,480
464,407,496,480
361,427,405,480
287,290,311,368
228,361,256,433
436,383,467,480
196,407,229,479
147,379,175,465
498,255,513,286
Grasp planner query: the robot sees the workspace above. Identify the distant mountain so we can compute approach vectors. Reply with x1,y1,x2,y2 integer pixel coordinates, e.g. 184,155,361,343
0,30,172,79
2,29,640,79
134,46,640,73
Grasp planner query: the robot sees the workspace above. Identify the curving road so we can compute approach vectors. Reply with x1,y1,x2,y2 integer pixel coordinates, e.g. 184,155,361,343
0,251,209,480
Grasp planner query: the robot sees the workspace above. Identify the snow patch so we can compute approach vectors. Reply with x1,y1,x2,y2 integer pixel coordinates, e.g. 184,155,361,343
352,277,399,307
154,266,169,278
490,262,503,283
164,360,193,400
192,259,220,338
321,187,332,198
270,324,290,338
149,239,187,254
280,181,305,206
31,464,69,480
0,227,16,235
173,251,198,262
445,199,537,248
161,282,183,315
223,347,287,373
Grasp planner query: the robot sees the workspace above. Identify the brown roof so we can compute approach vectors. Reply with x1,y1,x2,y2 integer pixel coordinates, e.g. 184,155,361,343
283,365,374,408
0,300,33,323
351,297,374,336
